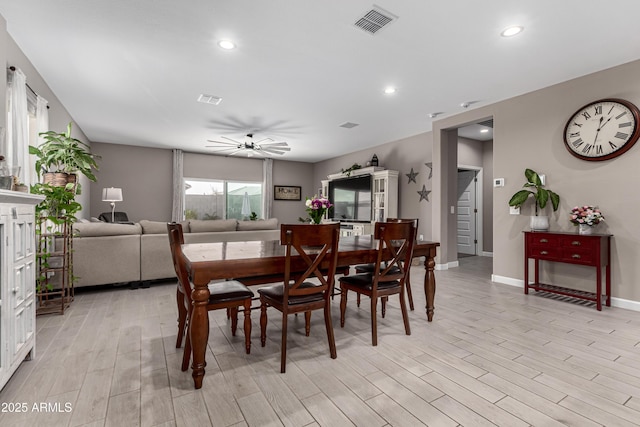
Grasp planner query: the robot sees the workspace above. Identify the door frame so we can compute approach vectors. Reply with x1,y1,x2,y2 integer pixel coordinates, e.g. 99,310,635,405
457,164,483,257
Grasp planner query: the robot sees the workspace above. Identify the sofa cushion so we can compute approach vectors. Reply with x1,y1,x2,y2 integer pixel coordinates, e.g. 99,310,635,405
237,218,278,231
73,222,142,237
189,219,237,233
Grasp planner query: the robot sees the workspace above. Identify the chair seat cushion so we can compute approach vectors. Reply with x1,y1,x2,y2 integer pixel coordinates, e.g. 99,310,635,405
353,263,401,275
339,273,400,291
207,280,254,302
258,282,325,305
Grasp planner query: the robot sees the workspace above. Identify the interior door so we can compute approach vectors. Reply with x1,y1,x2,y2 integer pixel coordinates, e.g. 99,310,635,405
457,170,477,255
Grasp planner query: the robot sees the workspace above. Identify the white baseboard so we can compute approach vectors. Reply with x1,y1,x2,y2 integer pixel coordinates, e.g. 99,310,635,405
435,260,460,270
491,275,523,288
491,275,640,313
481,251,494,257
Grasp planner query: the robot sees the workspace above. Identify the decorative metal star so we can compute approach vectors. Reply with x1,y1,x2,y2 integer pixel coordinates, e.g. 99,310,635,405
417,185,431,202
405,167,419,184
425,162,433,179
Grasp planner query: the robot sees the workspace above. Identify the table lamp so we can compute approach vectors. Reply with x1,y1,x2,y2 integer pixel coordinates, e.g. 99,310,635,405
102,187,123,222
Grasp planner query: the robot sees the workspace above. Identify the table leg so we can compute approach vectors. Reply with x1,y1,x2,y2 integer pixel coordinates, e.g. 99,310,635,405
423,249,436,321
190,279,210,389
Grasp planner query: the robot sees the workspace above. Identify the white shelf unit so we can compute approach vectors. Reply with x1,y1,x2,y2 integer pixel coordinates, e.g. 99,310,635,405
0,190,43,391
321,167,398,236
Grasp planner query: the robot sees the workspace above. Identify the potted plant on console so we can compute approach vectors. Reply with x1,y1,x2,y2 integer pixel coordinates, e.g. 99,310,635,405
508,168,560,231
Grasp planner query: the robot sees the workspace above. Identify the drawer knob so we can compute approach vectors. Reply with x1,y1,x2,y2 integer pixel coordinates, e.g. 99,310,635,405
571,241,581,246
540,250,548,255
539,239,548,243
572,254,581,259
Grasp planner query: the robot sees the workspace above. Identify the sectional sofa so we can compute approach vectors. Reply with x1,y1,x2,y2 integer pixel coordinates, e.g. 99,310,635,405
72,218,280,288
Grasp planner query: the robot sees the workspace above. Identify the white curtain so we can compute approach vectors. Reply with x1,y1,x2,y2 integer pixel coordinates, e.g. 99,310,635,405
6,68,29,184
34,95,49,185
262,158,273,219
172,149,184,222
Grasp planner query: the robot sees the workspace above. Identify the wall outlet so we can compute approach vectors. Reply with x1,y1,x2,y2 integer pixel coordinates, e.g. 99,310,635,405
419,234,424,241
510,206,521,215
494,178,505,187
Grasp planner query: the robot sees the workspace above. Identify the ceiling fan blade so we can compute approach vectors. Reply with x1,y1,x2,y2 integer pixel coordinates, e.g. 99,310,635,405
206,140,238,146
221,135,243,144
206,146,238,152
254,137,275,144
262,146,290,152
261,148,287,155
260,142,289,147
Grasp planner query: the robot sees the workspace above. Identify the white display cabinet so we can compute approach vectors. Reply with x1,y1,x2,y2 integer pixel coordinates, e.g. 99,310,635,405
322,167,398,236
0,190,43,391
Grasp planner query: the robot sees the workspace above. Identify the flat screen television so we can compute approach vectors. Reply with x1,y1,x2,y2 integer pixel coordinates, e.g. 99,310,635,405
328,175,372,222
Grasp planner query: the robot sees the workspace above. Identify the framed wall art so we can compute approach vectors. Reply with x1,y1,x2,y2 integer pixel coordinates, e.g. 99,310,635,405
274,185,301,201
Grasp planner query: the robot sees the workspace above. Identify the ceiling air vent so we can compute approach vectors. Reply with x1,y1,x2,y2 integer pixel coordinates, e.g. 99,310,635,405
339,122,359,129
354,6,397,35
477,119,494,128
197,94,222,105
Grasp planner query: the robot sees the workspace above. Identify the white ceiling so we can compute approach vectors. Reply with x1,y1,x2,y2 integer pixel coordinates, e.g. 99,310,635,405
1,1,640,162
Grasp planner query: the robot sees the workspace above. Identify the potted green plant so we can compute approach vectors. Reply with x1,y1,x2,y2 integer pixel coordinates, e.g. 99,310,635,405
509,168,560,231
29,122,100,186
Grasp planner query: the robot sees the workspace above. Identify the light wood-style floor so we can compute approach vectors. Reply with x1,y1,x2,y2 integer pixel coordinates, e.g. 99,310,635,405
2,255,640,426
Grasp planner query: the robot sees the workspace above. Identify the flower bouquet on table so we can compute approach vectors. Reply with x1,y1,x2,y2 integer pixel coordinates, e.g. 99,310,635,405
305,195,332,224
570,205,604,227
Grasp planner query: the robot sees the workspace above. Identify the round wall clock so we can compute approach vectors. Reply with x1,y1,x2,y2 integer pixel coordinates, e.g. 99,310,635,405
563,98,640,161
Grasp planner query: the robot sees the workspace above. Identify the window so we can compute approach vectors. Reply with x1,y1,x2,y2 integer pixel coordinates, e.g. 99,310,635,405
184,179,262,220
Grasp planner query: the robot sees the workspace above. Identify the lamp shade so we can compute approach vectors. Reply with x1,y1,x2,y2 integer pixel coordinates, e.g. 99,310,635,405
102,187,123,202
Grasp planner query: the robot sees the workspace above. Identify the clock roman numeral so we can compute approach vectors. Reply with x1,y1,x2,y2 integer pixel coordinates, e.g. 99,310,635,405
594,105,602,115
581,112,591,120
615,132,628,139
569,132,580,139
573,122,583,128
582,144,593,154
608,105,615,115
615,111,627,119
609,141,618,150
572,138,584,148
596,145,604,155
619,122,632,128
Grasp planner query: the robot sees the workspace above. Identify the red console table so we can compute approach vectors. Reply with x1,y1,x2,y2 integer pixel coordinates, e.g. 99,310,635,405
524,231,612,310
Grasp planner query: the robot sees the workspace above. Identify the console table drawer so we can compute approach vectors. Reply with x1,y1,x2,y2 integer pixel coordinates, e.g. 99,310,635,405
561,247,595,265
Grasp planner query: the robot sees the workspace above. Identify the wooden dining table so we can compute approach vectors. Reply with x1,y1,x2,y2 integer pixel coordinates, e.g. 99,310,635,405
181,235,439,389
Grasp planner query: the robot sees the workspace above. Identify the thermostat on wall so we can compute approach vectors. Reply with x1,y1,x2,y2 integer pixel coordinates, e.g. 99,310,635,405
493,178,505,187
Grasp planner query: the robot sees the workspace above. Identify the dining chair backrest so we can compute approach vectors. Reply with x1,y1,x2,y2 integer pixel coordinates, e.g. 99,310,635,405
280,223,340,299
372,220,417,286
167,222,191,299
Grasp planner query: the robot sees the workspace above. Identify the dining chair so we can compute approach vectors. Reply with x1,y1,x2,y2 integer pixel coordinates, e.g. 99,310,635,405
339,220,416,346
258,223,340,373
352,218,418,310
167,222,254,371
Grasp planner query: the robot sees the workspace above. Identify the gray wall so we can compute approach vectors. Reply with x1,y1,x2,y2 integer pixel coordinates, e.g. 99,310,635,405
90,143,314,224
90,143,172,222
433,58,640,303
0,23,92,215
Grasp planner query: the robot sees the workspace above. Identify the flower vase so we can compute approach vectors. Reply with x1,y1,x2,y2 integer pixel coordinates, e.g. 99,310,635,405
578,224,593,235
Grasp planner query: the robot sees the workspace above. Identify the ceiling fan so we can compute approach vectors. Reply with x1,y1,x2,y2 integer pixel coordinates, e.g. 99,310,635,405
206,133,291,157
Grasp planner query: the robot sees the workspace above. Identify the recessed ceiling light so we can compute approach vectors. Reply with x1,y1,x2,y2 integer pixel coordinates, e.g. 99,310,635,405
384,87,397,94
480,129,489,133
218,39,236,50
501,26,523,37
